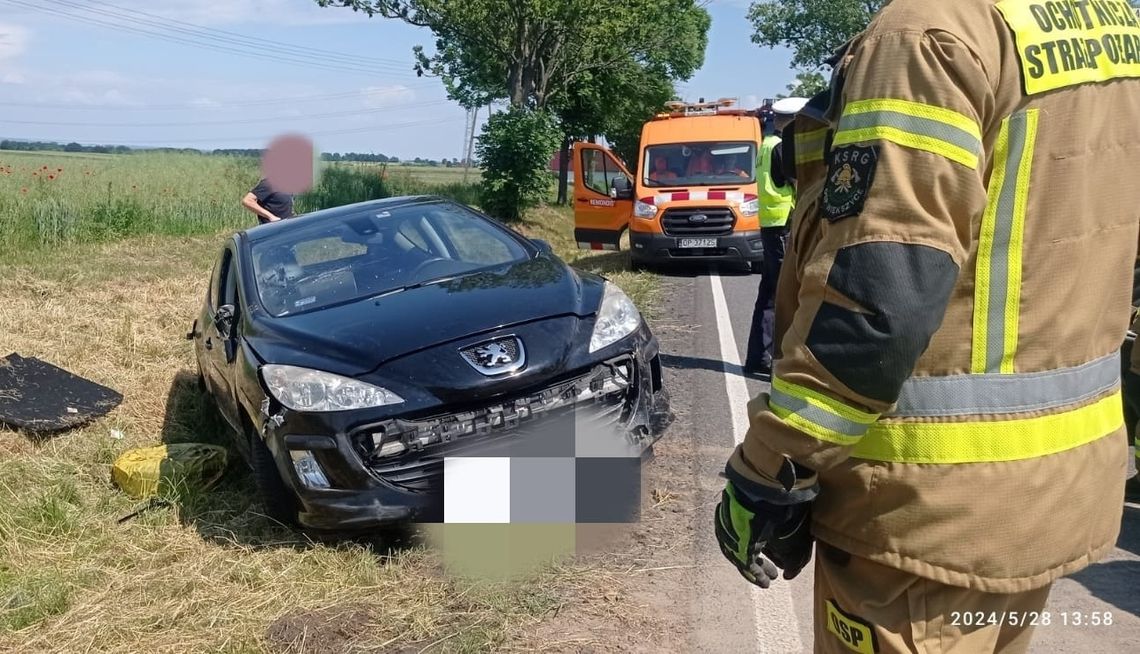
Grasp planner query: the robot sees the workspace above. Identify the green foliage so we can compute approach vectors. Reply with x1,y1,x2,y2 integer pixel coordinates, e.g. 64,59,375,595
749,0,885,70
779,71,828,98
317,0,711,110
475,108,561,222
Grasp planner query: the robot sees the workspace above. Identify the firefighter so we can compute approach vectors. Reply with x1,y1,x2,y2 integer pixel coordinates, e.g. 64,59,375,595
714,1,1140,652
743,98,804,376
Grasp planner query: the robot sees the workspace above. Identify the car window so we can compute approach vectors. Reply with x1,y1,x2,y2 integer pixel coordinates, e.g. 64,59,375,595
218,246,239,309
207,249,225,310
212,248,233,312
250,202,532,317
427,208,515,264
293,237,368,266
643,141,756,187
581,148,624,196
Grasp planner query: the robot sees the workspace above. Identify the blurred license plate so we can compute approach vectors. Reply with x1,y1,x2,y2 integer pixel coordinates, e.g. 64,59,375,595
679,238,717,248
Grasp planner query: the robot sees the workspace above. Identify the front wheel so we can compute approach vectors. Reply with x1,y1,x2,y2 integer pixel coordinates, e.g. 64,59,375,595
250,429,299,527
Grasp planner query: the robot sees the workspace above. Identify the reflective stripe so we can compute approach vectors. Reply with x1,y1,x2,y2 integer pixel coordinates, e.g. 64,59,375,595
795,128,829,165
972,109,1039,374
768,377,880,446
890,352,1121,418
651,191,747,204
855,391,1123,464
832,98,983,169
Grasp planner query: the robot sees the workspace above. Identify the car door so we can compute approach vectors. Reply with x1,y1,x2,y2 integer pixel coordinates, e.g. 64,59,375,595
572,142,634,251
204,244,242,430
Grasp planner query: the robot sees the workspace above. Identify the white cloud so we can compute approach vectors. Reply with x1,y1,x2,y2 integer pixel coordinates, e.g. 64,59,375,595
361,84,415,109
0,23,29,61
1,72,24,85
58,88,140,107
190,97,222,109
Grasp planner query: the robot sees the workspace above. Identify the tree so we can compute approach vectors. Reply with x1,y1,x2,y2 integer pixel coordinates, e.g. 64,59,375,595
316,0,709,109
779,71,828,98
475,107,560,222
749,0,884,71
550,20,706,203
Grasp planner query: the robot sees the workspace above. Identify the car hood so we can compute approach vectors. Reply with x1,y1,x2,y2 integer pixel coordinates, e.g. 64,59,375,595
243,255,606,376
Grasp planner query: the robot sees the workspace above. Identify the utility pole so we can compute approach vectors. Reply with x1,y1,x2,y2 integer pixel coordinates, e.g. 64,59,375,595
462,106,479,183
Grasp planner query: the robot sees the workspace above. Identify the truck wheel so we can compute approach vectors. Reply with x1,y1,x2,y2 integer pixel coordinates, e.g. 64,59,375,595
749,261,763,274
250,429,299,527
630,257,649,273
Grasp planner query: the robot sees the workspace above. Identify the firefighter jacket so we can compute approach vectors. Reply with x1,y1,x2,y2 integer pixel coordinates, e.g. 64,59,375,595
730,0,1140,593
758,134,795,227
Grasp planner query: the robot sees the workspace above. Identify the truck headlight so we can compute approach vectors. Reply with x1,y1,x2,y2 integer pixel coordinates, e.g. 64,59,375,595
634,200,657,218
590,282,641,352
261,365,404,412
739,198,759,217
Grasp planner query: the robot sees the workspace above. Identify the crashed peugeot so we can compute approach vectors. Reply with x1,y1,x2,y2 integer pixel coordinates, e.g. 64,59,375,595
189,196,672,530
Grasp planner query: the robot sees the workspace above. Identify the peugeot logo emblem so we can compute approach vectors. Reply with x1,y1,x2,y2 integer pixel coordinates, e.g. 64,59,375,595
689,214,709,224
460,336,526,376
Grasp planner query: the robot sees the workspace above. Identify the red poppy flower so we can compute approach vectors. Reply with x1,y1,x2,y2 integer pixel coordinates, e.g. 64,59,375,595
47,174,55,180
20,187,27,193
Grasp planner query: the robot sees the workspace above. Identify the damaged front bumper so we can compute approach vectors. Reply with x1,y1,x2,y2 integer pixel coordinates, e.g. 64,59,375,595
256,350,672,531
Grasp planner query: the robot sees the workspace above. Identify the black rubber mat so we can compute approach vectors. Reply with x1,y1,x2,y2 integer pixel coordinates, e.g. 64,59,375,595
0,353,123,433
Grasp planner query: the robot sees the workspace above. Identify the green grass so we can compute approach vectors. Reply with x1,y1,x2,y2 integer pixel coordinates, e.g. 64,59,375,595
0,153,481,258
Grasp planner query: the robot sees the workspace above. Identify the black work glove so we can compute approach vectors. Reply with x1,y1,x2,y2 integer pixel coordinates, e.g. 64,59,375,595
714,455,818,588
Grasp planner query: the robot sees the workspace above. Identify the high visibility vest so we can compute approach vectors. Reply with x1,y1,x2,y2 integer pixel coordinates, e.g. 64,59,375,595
757,134,794,227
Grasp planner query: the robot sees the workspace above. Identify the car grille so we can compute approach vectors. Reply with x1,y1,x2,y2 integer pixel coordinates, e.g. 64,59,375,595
661,207,735,236
351,357,636,491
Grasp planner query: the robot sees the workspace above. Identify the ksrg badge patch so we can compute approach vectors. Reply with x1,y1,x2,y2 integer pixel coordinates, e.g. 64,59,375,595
822,145,877,222
825,599,878,654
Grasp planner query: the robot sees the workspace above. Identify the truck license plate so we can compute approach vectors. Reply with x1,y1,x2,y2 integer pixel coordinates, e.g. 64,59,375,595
679,238,717,248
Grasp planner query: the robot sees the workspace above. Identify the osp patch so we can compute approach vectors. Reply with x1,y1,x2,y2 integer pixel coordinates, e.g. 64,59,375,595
824,599,878,654
822,145,877,222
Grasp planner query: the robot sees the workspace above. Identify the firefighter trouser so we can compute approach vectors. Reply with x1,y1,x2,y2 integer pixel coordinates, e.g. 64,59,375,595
745,226,788,370
814,543,1052,654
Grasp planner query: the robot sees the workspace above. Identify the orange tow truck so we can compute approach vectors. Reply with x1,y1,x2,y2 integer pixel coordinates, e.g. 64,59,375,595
571,98,765,272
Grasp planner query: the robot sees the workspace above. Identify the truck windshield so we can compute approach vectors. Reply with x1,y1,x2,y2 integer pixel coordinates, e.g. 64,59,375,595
643,141,757,188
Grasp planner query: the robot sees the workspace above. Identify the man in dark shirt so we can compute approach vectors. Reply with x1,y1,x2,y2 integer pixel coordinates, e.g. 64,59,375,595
242,177,294,224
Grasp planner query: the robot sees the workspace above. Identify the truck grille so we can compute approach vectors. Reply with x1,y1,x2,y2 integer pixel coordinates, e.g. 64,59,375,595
661,207,735,236
351,358,636,491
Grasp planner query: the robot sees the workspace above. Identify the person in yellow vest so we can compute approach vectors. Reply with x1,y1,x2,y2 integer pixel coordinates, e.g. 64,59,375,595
715,0,1139,651
743,98,804,377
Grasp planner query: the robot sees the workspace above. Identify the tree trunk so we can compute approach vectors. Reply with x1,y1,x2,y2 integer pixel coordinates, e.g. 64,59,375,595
557,135,571,205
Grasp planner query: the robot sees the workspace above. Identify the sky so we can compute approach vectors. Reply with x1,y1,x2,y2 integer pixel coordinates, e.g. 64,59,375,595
0,0,797,161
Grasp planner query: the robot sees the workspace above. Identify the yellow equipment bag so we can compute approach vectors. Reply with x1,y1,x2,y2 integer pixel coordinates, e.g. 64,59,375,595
112,443,229,499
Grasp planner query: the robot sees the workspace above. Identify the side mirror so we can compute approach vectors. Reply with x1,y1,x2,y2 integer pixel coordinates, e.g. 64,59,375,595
610,176,633,200
214,304,236,338
531,239,553,255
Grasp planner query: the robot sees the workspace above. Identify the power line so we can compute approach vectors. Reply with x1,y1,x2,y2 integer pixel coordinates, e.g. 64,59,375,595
0,99,454,127
44,0,413,74
0,84,441,111
85,0,414,68
0,0,412,78
87,0,416,68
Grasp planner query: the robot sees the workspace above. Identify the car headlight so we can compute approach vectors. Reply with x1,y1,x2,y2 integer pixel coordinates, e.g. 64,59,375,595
261,364,404,412
634,200,657,218
590,282,642,353
739,198,759,217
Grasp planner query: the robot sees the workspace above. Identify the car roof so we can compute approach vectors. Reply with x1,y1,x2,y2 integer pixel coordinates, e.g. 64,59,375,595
240,194,452,243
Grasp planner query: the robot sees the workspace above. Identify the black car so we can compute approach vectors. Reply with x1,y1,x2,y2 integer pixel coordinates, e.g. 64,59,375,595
189,196,672,530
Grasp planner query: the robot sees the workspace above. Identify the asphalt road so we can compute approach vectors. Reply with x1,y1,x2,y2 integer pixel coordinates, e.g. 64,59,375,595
647,263,1140,653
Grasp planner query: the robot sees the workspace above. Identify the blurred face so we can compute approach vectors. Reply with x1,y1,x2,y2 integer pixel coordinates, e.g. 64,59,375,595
654,157,667,171
262,133,317,195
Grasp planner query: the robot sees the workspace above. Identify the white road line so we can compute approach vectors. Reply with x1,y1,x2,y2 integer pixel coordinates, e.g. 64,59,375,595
709,271,805,654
